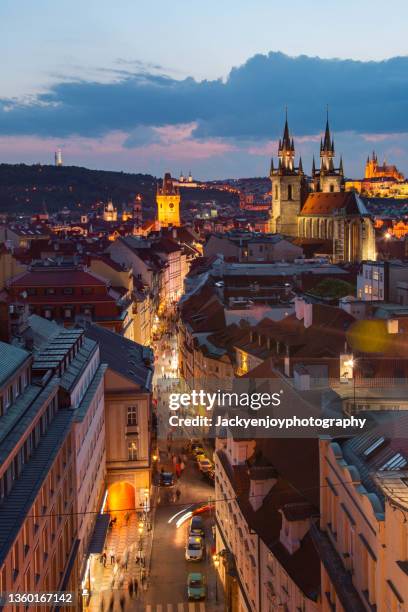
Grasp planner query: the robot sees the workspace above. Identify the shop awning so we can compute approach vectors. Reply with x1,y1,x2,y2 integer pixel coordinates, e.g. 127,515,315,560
88,513,110,555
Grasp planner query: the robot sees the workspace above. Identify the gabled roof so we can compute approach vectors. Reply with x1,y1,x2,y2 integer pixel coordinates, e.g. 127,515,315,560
84,324,153,390
10,269,107,288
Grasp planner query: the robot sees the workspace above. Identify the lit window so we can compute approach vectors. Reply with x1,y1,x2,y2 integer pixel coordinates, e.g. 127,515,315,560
128,441,138,461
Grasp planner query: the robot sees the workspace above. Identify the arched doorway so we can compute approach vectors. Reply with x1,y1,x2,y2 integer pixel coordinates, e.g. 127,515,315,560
107,482,135,521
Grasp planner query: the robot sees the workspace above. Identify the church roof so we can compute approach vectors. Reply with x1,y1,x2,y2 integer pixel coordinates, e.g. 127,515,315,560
300,191,369,216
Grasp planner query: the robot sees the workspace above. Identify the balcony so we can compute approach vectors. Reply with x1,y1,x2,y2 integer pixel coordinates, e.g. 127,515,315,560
125,424,139,436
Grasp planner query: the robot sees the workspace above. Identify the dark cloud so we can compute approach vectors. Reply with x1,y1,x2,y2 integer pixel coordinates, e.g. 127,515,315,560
1,52,408,141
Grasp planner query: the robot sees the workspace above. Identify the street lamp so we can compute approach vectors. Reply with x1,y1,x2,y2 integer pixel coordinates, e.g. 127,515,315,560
344,358,356,413
138,522,144,581
212,553,219,603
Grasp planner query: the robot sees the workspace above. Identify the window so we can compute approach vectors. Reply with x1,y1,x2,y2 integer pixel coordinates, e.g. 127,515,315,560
274,185,278,200
45,287,55,295
63,287,74,295
287,184,293,200
128,440,138,461
380,453,407,470
82,287,93,295
12,542,19,580
127,406,138,426
44,309,52,319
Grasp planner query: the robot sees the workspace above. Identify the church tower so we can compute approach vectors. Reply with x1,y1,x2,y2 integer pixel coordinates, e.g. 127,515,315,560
313,113,344,193
156,172,181,227
269,114,306,236
133,194,143,234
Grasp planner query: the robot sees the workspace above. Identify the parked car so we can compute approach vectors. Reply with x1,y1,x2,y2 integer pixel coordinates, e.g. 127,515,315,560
185,535,205,561
159,471,175,487
193,446,205,457
202,468,215,484
187,573,206,600
197,457,213,473
189,515,205,537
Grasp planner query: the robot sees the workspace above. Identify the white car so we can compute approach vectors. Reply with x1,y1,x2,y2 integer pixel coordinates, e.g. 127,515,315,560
197,457,213,473
185,535,205,561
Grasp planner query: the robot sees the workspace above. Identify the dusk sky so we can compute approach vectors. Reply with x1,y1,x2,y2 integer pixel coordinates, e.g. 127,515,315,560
2,0,408,179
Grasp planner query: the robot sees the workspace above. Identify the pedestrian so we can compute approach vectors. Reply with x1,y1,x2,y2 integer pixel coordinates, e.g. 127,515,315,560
133,577,139,597
119,595,125,611
172,454,177,466
180,460,185,473
128,579,134,598
102,550,107,567
110,549,115,565
175,463,181,478
176,487,181,501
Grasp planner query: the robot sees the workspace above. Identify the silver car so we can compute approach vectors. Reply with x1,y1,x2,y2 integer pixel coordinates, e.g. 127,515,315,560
185,535,205,561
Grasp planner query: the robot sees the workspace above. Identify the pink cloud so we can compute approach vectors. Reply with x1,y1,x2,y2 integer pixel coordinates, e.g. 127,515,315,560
361,132,408,143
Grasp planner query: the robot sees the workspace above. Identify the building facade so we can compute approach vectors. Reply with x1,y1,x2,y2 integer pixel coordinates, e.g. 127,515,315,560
84,325,153,520
156,172,181,228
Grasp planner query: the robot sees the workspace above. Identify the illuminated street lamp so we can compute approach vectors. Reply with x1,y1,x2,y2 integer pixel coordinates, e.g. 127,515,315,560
213,553,220,602
344,358,356,413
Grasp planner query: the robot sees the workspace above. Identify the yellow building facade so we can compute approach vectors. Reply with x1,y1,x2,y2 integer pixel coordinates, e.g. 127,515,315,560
156,172,181,227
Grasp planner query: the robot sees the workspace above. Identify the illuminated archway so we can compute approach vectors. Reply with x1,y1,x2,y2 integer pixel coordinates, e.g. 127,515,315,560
107,482,135,521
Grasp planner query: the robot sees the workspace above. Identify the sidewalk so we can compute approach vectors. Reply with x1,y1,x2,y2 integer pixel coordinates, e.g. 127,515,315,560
87,505,156,611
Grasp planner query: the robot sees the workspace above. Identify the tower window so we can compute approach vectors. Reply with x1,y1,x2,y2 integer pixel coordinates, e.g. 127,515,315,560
330,184,335,193
275,185,279,200
169,202,174,209
287,185,293,200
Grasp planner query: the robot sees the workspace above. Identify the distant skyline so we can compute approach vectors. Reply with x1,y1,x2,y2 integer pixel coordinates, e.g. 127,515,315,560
1,0,408,179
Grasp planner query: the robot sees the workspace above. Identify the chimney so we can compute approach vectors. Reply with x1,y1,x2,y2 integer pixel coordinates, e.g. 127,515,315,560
248,465,277,512
303,303,313,328
295,296,305,320
279,502,316,554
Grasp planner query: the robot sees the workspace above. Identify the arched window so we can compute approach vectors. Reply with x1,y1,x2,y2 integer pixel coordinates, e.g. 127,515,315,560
275,185,279,200
330,184,335,193
287,184,293,200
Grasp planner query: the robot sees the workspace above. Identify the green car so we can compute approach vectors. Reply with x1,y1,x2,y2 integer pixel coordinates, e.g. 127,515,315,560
187,572,206,600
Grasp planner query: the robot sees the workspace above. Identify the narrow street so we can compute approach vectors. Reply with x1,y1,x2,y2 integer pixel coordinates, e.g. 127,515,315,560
143,315,223,612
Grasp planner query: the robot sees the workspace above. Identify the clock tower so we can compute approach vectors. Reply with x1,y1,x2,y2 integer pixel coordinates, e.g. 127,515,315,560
156,172,181,227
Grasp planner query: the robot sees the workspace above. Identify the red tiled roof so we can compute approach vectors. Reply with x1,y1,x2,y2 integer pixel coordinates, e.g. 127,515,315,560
300,191,358,215
10,270,107,287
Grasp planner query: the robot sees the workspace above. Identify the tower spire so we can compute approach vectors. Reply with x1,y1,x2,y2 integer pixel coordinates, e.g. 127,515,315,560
278,109,295,171
282,107,291,150
323,106,332,152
